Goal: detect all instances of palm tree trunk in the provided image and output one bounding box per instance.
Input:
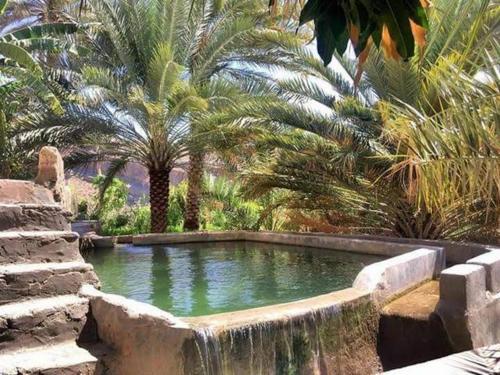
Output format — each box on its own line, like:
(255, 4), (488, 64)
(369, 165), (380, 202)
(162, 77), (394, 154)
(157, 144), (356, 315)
(149, 167), (171, 233)
(183, 152), (204, 231)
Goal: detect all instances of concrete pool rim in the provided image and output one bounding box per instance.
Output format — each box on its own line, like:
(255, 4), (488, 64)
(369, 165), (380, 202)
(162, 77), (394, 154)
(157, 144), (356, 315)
(77, 231), (500, 374)
(83, 230), (450, 328)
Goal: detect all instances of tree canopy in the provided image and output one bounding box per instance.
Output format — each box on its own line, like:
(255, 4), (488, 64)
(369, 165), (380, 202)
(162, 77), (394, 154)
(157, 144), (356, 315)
(270, 0), (429, 64)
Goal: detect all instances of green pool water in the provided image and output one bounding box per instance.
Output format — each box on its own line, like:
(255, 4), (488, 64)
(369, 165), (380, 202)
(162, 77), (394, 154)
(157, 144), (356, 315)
(85, 241), (382, 317)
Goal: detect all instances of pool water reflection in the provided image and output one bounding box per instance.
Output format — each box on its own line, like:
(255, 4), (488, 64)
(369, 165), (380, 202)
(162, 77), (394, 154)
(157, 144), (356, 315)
(85, 241), (383, 317)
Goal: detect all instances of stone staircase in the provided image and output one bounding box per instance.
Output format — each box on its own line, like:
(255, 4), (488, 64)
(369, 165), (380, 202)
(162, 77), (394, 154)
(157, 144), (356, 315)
(0, 182), (105, 374)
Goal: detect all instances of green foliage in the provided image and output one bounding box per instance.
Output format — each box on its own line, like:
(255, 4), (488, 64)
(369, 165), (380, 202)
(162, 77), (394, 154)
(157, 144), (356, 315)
(270, 0), (429, 64)
(92, 175), (128, 212)
(0, 0), (80, 178)
(89, 175), (292, 235)
(221, 0), (498, 241)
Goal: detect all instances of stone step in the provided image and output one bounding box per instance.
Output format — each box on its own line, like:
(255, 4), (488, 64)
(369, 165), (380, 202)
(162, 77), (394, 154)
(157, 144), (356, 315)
(0, 204), (71, 232)
(0, 262), (99, 305)
(0, 295), (90, 352)
(0, 231), (82, 264)
(0, 341), (98, 375)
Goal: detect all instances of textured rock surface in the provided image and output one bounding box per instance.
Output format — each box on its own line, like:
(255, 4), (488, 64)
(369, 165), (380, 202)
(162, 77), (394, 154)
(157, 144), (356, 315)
(80, 285), (192, 375)
(0, 341), (98, 375)
(0, 295), (89, 351)
(0, 262), (99, 305)
(0, 231), (82, 264)
(34, 146), (72, 210)
(89, 235), (116, 249)
(0, 204), (71, 231)
(0, 180), (54, 204)
(0, 173), (105, 373)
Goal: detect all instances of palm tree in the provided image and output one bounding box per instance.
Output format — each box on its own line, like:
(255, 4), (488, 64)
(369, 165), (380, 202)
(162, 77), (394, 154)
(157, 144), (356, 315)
(213, 0), (499, 240)
(0, 0), (79, 178)
(176, 0), (303, 231)
(68, 0), (299, 233)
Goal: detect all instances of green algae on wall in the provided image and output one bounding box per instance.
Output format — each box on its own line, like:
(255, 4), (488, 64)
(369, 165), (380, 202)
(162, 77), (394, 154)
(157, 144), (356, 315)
(182, 300), (381, 374)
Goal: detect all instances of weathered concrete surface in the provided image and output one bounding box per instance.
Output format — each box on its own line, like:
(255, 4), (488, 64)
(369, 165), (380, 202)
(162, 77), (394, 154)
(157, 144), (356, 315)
(186, 287), (370, 331)
(35, 146), (72, 210)
(353, 248), (444, 304)
(131, 231), (498, 265)
(0, 231), (82, 264)
(71, 220), (100, 236)
(133, 231), (246, 245)
(467, 251), (500, 293)
(0, 204), (71, 231)
(80, 285), (193, 375)
(0, 295), (89, 351)
(377, 281), (453, 370)
(0, 180), (54, 205)
(0, 341), (98, 375)
(89, 235), (116, 249)
(0, 262), (99, 305)
(116, 235), (133, 244)
(336, 233), (497, 264)
(384, 343), (500, 374)
(437, 264), (500, 352)
(245, 231), (433, 257)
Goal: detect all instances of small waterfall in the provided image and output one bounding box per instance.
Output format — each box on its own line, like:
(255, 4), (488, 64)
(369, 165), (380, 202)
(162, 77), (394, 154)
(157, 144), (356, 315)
(182, 301), (381, 375)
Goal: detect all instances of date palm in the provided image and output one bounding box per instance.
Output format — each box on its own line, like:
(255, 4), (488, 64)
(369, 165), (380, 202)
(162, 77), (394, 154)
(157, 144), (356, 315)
(0, 0), (78, 177)
(217, 0), (499, 240)
(68, 0), (297, 232)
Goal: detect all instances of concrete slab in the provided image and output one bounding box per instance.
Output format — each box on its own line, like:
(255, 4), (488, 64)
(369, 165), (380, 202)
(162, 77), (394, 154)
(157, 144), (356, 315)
(439, 264), (486, 311)
(467, 251), (500, 293)
(353, 248), (443, 304)
(384, 344), (500, 374)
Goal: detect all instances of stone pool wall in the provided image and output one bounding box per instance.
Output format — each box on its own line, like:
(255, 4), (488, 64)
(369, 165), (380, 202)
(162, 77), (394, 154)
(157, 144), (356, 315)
(79, 234), (446, 374)
(132, 230), (496, 264)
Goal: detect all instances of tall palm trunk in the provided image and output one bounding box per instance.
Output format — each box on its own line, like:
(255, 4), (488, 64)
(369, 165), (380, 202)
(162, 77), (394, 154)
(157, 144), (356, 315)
(149, 167), (171, 233)
(183, 152), (204, 231)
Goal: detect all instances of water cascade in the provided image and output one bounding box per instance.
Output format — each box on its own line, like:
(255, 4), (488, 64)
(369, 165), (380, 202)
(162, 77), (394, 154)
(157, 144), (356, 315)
(183, 300), (380, 374)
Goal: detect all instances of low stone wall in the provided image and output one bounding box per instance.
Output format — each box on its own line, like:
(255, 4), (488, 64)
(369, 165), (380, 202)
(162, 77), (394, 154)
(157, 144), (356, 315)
(80, 285), (193, 375)
(80, 237), (447, 374)
(132, 231), (438, 258)
(437, 251), (500, 352)
(353, 248), (445, 304)
(133, 231), (246, 245)
(334, 234), (497, 265)
(132, 231), (498, 264)
(71, 220), (100, 236)
(80, 285), (380, 374)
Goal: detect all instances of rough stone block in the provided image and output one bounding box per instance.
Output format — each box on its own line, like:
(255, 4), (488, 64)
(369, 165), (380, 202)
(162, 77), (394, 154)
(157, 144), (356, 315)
(0, 231), (82, 264)
(0, 204), (71, 231)
(439, 264), (486, 311)
(0, 262), (99, 305)
(0, 341), (98, 375)
(0, 295), (89, 352)
(467, 251), (500, 293)
(34, 147), (72, 211)
(0, 180), (54, 205)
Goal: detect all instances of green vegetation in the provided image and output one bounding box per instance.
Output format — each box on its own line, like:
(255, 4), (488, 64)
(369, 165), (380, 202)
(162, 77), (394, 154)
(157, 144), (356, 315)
(1, 0), (498, 243)
(271, 0), (430, 64)
(83, 175), (290, 235)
